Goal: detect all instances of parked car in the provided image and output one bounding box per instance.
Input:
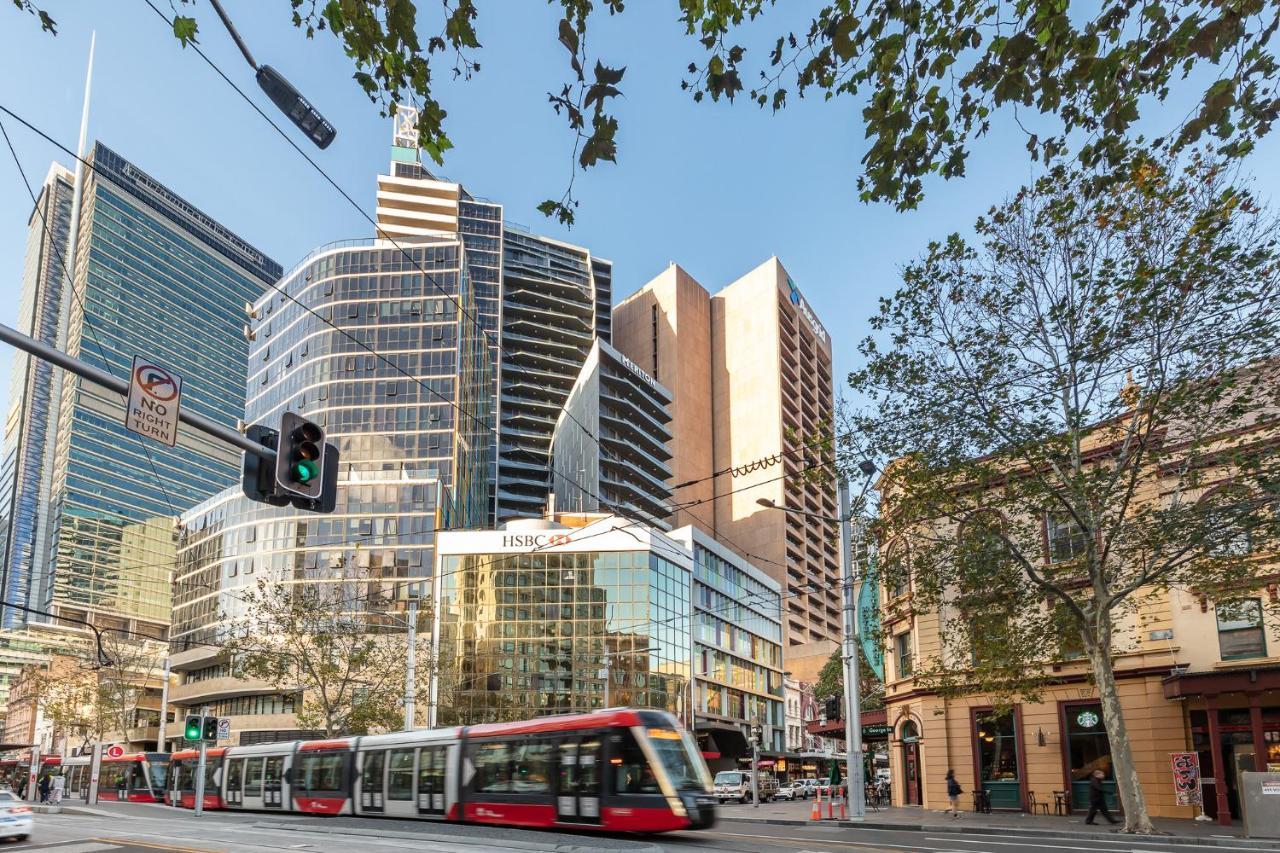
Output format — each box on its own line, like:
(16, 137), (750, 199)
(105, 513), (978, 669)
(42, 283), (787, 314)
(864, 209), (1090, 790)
(775, 781), (804, 801)
(713, 769), (779, 804)
(797, 778), (819, 798)
(0, 791), (32, 841)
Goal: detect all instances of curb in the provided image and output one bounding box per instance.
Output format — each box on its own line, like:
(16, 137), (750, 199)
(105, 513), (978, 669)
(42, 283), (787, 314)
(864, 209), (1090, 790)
(255, 820), (664, 853)
(719, 815), (1271, 848)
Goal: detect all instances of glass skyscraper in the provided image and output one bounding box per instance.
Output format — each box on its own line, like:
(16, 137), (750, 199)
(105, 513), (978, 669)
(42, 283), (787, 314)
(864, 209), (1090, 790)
(40, 143), (280, 637)
(0, 165), (74, 629)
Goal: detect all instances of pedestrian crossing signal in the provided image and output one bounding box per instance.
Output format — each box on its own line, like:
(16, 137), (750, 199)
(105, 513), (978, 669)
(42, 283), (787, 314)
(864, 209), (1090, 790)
(184, 715), (202, 741)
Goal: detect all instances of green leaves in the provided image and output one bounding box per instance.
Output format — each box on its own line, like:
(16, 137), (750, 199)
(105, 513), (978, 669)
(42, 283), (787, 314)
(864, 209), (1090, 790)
(172, 15), (199, 47)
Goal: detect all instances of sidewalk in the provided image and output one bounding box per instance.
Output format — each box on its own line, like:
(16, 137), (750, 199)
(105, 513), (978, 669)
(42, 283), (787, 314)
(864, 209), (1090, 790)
(716, 798), (1270, 846)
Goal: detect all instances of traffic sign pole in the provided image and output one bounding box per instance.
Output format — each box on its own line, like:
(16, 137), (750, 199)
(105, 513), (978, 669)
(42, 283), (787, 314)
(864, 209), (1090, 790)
(194, 739), (207, 818)
(0, 322), (274, 460)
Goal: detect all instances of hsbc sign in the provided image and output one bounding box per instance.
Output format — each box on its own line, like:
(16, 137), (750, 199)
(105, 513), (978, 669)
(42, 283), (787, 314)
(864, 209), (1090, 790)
(500, 533), (573, 549)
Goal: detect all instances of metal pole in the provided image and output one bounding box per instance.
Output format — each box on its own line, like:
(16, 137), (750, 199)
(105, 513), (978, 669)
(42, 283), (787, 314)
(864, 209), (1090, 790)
(403, 598), (417, 730)
(427, 571), (443, 728)
(752, 723), (760, 809)
(193, 739), (207, 817)
(0, 322), (274, 460)
(839, 478), (865, 821)
(157, 656), (171, 753)
(208, 0), (259, 69)
(603, 656), (610, 708)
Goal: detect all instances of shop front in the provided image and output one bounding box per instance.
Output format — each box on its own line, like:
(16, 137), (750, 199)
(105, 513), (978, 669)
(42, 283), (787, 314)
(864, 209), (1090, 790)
(1060, 701), (1118, 813)
(1164, 666), (1280, 825)
(971, 708), (1024, 810)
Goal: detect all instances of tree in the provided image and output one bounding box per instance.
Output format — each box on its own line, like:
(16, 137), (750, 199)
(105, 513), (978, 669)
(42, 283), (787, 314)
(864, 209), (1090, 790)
(14, 2), (1280, 219)
(813, 646), (884, 713)
(221, 576), (415, 738)
(850, 153), (1280, 832)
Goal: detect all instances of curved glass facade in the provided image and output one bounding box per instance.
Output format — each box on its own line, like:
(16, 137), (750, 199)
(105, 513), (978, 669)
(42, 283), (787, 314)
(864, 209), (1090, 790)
(173, 236), (491, 654)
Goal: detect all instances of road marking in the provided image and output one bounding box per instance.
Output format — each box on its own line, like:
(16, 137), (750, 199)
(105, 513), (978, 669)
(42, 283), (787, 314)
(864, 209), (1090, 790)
(703, 830), (957, 851)
(96, 839), (218, 853)
(925, 833), (1265, 852)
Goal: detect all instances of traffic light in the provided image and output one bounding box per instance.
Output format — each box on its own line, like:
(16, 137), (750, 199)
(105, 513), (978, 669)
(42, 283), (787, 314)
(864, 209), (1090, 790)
(256, 66), (337, 149)
(184, 714), (202, 741)
(202, 716), (219, 742)
(241, 424), (289, 506)
(825, 696), (841, 721)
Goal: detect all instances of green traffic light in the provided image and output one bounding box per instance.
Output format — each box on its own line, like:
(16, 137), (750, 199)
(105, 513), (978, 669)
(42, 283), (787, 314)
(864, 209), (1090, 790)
(292, 459), (319, 483)
(184, 716), (202, 741)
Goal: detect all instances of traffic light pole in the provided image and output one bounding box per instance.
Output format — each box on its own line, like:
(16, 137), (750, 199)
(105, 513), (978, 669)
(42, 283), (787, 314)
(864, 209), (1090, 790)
(0, 322), (275, 461)
(838, 478), (866, 821)
(193, 739), (207, 818)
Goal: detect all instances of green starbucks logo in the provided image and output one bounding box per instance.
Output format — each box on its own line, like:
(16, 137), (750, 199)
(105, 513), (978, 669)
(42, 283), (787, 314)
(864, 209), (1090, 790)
(1076, 710), (1099, 728)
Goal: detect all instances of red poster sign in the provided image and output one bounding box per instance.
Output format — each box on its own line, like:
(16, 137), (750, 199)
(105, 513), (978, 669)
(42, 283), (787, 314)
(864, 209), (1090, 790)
(1170, 752), (1202, 807)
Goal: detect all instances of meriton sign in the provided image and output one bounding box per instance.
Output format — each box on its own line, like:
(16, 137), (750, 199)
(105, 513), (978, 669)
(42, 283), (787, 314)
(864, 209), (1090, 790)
(785, 276), (828, 345)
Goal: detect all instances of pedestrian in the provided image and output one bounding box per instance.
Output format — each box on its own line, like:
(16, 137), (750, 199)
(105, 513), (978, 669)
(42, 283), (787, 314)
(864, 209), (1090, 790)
(37, 774), (50, 804)
(1085, 769), (1119, 826)
(945, 769), (962, 817)
(51, 773), (65, 805)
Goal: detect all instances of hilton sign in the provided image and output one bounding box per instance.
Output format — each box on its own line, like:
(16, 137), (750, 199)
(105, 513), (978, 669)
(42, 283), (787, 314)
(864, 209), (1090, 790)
(500, 533), (573, 548)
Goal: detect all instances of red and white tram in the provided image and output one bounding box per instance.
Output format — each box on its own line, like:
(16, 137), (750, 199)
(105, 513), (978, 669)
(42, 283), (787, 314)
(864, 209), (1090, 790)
(61, 753), (168, 803)
(167, 709), (716, 833)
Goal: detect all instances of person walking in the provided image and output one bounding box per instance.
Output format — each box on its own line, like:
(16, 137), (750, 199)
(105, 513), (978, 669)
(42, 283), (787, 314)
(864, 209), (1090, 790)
(37, 774), (50, 804)
(1085, 769), (1119, 825)
(945, 769), (963, 817)
(51, 773), (65, 805)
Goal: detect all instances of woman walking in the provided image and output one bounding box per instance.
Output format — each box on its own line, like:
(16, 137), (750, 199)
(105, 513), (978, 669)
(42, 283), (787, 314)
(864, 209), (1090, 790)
(945, 770), (963, 818)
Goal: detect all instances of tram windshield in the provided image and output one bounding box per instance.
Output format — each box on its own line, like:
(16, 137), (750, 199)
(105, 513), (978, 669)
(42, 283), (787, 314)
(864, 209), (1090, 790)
(148, 761), (167, 793)
(646, 727), (712, 792)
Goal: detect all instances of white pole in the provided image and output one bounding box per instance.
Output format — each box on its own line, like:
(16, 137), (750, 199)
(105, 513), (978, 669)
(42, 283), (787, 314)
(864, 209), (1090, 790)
(403, 598), (417, 730)
(193, 739), (207, 818)
(86, 741), (102, 805)
(427, 572), (443, 728)
(603, 656), (610, 708)
(157, 656), (171, 752)
(839, 478), (865, 820)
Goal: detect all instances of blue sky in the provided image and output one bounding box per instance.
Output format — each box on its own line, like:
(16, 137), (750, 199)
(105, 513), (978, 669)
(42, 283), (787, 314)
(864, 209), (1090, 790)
(1, 1), (1277, 422)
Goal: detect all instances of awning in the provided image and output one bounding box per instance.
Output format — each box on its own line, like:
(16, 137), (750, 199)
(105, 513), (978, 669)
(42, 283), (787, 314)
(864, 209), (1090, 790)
(1163, 664), (1280, 700)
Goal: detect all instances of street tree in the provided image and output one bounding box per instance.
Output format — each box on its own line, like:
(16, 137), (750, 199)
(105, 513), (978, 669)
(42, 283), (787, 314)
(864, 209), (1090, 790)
(13, 2), (1280, 219)
(221, 576), (414, 738)
(849, 153), (1280, 832)
(813, 646), (884, 714)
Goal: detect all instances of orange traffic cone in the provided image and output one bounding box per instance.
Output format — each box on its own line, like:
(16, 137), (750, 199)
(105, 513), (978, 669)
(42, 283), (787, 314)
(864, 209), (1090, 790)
(810, 792), (821, 821)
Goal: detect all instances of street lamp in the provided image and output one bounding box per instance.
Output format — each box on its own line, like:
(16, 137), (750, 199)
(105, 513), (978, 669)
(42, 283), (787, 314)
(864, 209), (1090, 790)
(208, 0), (338, 149)
(757, 458), (877, 821)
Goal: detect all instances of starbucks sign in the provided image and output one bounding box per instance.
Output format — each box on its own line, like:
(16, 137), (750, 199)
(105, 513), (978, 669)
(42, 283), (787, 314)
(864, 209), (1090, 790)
(1076, 710), (1100, 729)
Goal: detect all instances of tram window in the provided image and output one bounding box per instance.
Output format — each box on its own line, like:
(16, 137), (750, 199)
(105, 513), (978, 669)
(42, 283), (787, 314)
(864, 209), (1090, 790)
(245, 759), (264, 797)
(512, 742), (551, 794)
(474, 742), (513, 793)
(177, 763), (193, 791)
(579, 738), (600, 793)
(203, 761), (218, 793)
(611, 731), (660, 795)
(149, 761), (167, 792)
(362, 751), (385, 796)
(417, 747), (444, 796)
(387, 750), (414, 800)
(299, 754), (344, 792)
(227, 760), (243, 793)
(265, 757), (282, 786)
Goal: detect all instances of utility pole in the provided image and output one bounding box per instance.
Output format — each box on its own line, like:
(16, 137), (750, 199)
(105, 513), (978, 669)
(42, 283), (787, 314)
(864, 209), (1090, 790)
(403, 597), (417, 730)
(838, 477), (866, 821)
(86, 741), (102, 806)
(427, 567), (443, 728)
(193, 706), (209, 818)
(751, 720), (761, 809)
(157, 656), (171, 753)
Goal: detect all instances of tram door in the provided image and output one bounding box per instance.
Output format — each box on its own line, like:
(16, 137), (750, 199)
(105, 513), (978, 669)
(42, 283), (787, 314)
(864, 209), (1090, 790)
(556, 736), (601, 824)
(263, 757), (285, 809)
(359, 751), (385, 814)
(416, 746), (447, 817)
(240, 758), (266, 810)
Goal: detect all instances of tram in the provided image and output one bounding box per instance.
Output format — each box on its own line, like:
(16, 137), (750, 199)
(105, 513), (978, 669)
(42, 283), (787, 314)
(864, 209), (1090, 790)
(167, 709), (716, 833)
(61, 753), (168, 802)
(0, 756), (59, 792)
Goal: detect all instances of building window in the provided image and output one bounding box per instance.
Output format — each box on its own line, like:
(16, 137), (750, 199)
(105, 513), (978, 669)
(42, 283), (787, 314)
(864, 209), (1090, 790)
(1046, 512), (1089, 563)
(894, 632), (914, 679)
(975, 712), (1020, 808)
(1216, 598), (1267, 660)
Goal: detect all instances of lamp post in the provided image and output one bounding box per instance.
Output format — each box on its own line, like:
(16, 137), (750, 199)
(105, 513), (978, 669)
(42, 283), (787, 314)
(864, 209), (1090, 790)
(758, 458), (876, 822)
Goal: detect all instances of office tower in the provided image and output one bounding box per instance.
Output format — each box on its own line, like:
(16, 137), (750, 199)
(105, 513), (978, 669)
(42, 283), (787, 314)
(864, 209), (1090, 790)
(0, 165), (74, 629)
(613, 258), (840, 679)
(5, 143), (280, 639)
(549, 339), (674, 528)
(170, 231), (492, 745)
(374, 108), (612, 525)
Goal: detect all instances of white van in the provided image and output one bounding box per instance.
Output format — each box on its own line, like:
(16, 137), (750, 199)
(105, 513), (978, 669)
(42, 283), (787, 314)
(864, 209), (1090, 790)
(713, 769), (778, 804)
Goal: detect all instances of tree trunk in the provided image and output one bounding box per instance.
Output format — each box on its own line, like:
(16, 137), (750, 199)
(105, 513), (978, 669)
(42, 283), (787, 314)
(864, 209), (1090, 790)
(1085, 630), (1155, 833)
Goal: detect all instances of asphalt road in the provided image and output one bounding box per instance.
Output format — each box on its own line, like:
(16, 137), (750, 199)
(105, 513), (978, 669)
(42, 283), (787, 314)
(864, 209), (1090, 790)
(12, 804), (1270, 853)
